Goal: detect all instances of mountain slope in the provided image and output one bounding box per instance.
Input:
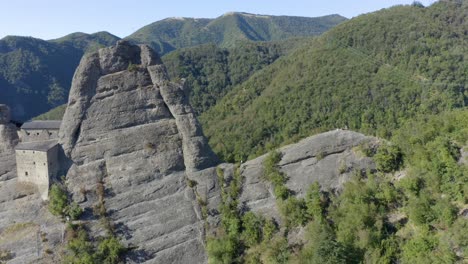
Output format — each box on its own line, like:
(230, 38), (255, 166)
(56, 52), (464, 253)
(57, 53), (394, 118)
(200, 0), (468, 162)
(162, 38), (308, 114)
(50, 31), (120, 52)
(0, 33), (120, 121)
(126, 13), (347, 54)
(1, 13), (345, 121)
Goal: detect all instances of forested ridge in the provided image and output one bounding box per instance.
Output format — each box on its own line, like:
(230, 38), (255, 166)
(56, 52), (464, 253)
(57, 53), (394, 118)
(126, 13), (346, 55)
(207, 109), (468, 263)
(199, 0), (467, 163)
(0, 32), (120, 121)
(1, 13), (343, 121)
(163, 38), (308, 114)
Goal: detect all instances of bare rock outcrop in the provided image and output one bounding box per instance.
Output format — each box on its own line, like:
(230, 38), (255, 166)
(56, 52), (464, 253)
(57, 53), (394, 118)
(59, 41), (220, 263)
(0, 104), (18, 155)
(238, 129), (378, 221)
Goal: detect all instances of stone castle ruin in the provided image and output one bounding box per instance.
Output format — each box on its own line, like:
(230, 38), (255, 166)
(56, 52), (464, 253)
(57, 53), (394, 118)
(14, 120), (61, 200)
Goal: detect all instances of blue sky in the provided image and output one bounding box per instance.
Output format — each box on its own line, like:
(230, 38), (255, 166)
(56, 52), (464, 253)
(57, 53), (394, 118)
(1, 0), (436, 40)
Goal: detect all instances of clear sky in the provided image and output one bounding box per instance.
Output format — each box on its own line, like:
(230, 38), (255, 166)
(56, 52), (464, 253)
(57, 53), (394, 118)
(0, 0), (436, 40)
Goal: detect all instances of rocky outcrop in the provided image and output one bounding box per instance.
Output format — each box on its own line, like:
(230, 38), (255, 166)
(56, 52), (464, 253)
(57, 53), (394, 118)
(238, 129), (378, 222)
(0, 42), (383, 264)
(59, 41), (220, 263)
(459, 146), (467, 166)
(0, 105), (18, 155)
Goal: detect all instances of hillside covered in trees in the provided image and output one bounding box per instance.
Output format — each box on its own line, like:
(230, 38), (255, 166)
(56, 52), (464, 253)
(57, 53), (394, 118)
(0, 32), (120, 121)
(163, 38), (308, 114)
(1, 13), (345, 122)
(199, 0), (468, 162)
(126, 13), (346, 55)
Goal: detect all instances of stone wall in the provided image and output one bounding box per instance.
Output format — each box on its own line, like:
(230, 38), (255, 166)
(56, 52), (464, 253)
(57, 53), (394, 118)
(15, 147), (57, 200)
(19, 129), (59, 143)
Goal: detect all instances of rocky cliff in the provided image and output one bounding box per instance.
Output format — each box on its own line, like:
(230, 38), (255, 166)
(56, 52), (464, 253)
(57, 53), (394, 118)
(230, 129), (378, 223)
(59, 40), (220, 263)
(0, 42), (380, 264)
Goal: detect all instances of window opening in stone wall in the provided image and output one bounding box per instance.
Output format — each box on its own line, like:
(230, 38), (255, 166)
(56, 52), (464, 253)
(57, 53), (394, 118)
(25, 172), (28, 176)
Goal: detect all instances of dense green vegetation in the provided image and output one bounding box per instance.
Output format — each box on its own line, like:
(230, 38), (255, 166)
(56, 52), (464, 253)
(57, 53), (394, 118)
(5, 13), (344, 122)
(163, 39), (306, 114)
(208, 109), (468, 263)
(48, 183), (83, 220)
(64, 224), (126, 264)
(31, 37), (308, 120)
(0, 33), (119, 121)
(126, 13), (347, 55)
(200, 0), (468, 163)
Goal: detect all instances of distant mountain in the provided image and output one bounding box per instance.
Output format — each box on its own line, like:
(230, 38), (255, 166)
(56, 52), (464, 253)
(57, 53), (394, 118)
(1, 13), (345, 121)
(200, 0), (468, 162)
(50, 31), (120, 52)
(126, 13), (347, 54)
(0, 32), (120, 121)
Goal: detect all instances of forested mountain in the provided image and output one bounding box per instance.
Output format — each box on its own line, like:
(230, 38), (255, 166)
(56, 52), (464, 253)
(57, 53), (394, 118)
(200, 0), (468, 162)
(163, 38), (308, 114)
(50, 31), (120, 52)
(1, 13), (345, 121)
(126, 13), (347, 54)
(0, 32), (120, 121)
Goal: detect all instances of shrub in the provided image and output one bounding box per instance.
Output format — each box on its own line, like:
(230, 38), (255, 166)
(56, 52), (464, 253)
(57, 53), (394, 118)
(127, 62), (138, 72)
(67, 202), (83, 220)
(48, 184), (68, 217)
(207, 236), (239, 264)
(262, 218), (277, 241)
(374, 144), (403, 173)
(305, 182), (324, 221)
(279, 197), (308, 228)
(241, 212), (264, 247)
(96, 236), (126, 264)
(0, 249), (13, 262)
(262, 236), (290, 264)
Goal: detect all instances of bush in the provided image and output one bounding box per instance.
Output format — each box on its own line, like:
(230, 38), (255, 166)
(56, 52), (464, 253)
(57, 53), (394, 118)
(96, 236), (126, 264)
(374, 144), (403, 173)
(207, 236), (239, 264)
(279, 197), (309, 228)
(48, 184), (68, 217)
(305, 182), (324, 221)
(262, 236), (290, 264)
(127, 62), (138, 72)
(67, 202), (83, 220)
(241, 212), (264, 247)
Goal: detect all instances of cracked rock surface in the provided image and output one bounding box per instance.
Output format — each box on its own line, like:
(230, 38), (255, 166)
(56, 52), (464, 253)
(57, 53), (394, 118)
(59, 40), (220, 263)
(1, 42), (381, 264)
(238, 129), (379, 223)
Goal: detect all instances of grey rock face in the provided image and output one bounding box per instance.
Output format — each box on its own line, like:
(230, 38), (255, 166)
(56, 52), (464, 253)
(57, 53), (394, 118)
(0, 105), (18, 155)
(239, 129), (378, 222)
(59, 41), (219, 263)
(0, 104), (11, 124)
(459, 146), (467, 166)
